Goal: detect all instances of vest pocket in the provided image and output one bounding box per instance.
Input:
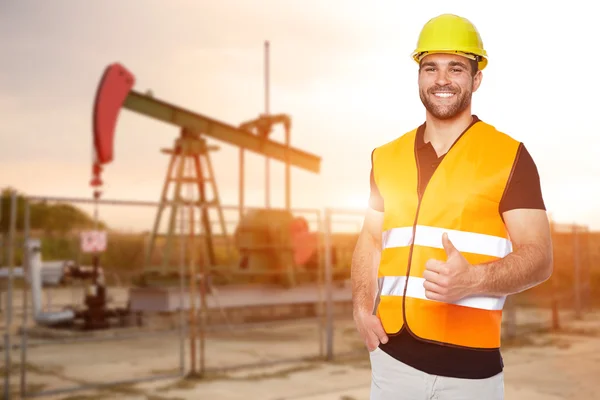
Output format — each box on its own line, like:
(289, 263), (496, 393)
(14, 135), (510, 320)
(376, 295), (405, 334)
(405, 296), (504, 348)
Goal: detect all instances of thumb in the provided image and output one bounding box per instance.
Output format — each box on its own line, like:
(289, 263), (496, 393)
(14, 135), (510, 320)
(442, 232), (458, 258)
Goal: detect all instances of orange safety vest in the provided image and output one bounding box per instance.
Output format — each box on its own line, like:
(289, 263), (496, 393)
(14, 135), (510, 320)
(372, 120), (520, 349)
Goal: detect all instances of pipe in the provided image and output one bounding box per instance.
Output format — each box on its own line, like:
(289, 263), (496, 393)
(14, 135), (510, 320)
(28, 239), (42, 317)
(26, 239), (75, 325)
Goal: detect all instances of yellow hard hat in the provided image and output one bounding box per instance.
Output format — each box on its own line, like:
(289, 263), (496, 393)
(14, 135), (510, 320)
(412, 14), (488, 70)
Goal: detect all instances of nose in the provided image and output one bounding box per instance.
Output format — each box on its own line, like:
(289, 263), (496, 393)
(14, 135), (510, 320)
(435, 70), (451, 87)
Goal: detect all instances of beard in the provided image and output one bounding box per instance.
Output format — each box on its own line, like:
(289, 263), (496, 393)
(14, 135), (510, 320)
(419, 84), (472, 120)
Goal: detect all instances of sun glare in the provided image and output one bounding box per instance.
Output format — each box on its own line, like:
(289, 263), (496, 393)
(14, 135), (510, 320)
(344, 194), (370, 211)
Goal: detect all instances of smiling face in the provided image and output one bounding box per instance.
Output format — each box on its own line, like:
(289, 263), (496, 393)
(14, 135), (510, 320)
(418, 53), (482, 120)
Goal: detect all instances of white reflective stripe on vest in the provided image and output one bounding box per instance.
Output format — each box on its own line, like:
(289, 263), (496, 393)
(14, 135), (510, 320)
(380, 275), (506, 310)
(382, 225), (512, 258)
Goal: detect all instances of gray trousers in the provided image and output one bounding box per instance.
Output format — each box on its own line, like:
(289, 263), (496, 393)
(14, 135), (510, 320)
(369, 346), (504, 400)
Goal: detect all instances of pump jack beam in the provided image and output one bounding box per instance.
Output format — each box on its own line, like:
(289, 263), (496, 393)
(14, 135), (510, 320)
(122, 91), (320, 172)
(92, 63), (321, 175)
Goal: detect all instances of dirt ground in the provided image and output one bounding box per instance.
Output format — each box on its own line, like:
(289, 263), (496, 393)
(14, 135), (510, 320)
(2, 307), (600, 400)
(2, 284), (600, 399)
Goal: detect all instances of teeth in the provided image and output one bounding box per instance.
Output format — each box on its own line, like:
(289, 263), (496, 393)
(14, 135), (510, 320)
(434, 93), (454, 98)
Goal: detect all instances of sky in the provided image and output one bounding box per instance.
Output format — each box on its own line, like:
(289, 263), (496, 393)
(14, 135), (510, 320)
(1, 0), (598, 232)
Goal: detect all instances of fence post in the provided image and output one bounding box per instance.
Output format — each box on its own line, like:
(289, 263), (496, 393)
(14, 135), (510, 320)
(549, 219), (560, 330)
(4, 190), (17, 400)
(504, 296), (517, 340)
(20, 201), (31, 397)
(178, 205), (186, 376)
(573, 224), (582, 319)
(323, 208), (334, 361)
(583, 226), (591, 312)
(1, 194), (3, 314)
(315, 210), (325, 358)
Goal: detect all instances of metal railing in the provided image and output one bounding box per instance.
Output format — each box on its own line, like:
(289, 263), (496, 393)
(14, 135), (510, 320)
(1, 192), (333, 398)
(2, 194), (189, 398)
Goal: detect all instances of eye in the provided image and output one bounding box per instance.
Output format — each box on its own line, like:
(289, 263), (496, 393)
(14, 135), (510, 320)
(450, 68), (464, 73)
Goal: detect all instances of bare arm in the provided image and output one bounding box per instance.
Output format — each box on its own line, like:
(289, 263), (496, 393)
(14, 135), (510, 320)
(471, 208), (554, 296)
(351, 208), (383, 318)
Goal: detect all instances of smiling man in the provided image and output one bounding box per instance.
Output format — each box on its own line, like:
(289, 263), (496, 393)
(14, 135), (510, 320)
(350, 14), (554, 400)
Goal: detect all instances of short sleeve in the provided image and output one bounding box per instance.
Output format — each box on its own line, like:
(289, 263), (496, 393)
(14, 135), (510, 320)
(499, 144), (546, 214)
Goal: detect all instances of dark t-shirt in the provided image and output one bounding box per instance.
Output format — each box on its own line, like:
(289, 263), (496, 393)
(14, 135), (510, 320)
(369, 116), (546, 379)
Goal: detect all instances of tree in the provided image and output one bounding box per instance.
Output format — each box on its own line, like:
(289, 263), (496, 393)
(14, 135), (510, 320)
(1, 188), (108, 234)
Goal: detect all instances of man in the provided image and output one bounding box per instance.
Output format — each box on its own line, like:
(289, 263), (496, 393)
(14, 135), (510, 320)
(351, 14), (554, 400)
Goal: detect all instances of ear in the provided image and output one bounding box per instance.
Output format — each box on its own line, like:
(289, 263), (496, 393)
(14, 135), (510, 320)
(472, 70), (483, 93)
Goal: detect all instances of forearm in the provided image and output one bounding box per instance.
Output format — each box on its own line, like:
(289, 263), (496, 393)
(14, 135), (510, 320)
(351, 232), (381, 317)
(472, 243), (553, 296)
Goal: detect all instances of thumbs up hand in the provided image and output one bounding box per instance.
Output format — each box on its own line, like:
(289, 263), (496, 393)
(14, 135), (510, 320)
(423, 232), (478, 303)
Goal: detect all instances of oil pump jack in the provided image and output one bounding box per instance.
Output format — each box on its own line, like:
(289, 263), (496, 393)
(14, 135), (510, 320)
(91, 62), (322, 293)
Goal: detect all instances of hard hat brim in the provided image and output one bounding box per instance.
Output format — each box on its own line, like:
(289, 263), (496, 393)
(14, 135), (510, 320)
(412, 50), (488, 70)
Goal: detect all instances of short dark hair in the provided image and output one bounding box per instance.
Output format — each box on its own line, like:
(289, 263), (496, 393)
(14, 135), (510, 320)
(468, 58), (479, 76)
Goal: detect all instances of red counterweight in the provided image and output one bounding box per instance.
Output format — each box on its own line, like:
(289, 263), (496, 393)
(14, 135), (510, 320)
(289, 216), (318, 266)
(91, 63), (135, 188)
